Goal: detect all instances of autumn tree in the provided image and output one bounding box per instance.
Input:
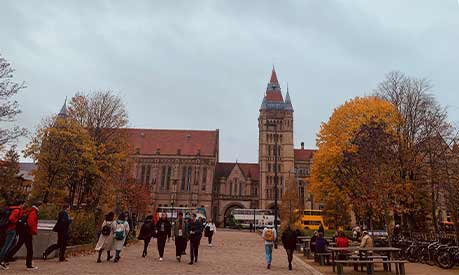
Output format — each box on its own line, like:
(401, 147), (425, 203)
(280, 174), (301, 230)
(24, 116), (97, 205)
(67, 91), (129, 217)
(375, 71), (449, 230)
(0, 55), (27, 148)
(0, 146), (24, 203)
(338, 121), (400, 233)
(310, 96), (400, 229)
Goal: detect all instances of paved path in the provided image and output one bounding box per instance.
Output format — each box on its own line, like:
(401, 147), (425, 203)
(5, 230), (318, 274)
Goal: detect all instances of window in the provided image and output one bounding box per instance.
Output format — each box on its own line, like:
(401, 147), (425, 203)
(239, 182), (243, 196)
(140, 165), (146, 184)
(160, 166), (166, 190)
(201, 167), (207, 191)
(195, 167), (200, 185)
(268, 163), (271, 172)
(186, 167), (192, 191)
(145, 165), (151, 185)
(166, 166), (171, 190)
(181, 166), (186, 191)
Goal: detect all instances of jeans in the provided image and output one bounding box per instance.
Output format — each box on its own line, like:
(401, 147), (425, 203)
(157, 237), (167, 258)
(7, 232), (33, 267)
(190, 236), (200, 262)
(0, 230), (16, 262)
(265, 244), (273, 264)
(44, 232), (68, 261)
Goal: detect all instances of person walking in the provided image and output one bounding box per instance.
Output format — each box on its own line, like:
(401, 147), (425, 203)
(262, 225), (277, 269)
(43, 204), (72, 262)
(155, 213), (171, 261)
(0, 199), (24, 270)
(204, 220), (216, 247)
(113, 213), (130, 263)
(138, 215), (155, 258)
(187, 213), (202, 265)
(172, 212), (188, 262)
(281, 225), (297, 270)
(7, 201), (41, 270)
(95, 212), (116, 262)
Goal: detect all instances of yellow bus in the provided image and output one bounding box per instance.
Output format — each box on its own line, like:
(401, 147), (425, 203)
(300, 209), (329, 230)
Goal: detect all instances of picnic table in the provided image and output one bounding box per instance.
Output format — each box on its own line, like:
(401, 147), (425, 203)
(328, 246), (401, 273)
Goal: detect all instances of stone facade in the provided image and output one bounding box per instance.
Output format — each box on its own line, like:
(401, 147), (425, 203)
(126, 128), (219, 218)
(124, 68), (318, 225)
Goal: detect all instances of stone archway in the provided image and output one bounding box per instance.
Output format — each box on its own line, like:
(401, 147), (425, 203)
(223, 203), (245, 227)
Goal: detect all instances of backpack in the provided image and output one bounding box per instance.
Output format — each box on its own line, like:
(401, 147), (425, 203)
(16, 214), (29, 232)
(114, 222), (125, 240)
(264, 228), (274, 241)
(0, 208), (11, 229)
(101, 223), (112, 236)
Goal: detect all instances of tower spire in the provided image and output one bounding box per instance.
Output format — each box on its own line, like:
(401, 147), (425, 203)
(58, 97), (68, 118)
(270, 66), (279, 85)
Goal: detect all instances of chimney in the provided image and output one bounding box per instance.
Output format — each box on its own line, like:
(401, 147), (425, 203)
(301, 142), (304, 150)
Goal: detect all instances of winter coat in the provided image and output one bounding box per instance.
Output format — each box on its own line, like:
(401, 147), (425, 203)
(155, 219), (171, 239)
(5, 206), (23, 232)
(26, 206), (39, 235)
(281, 229), (298, 250)
(138, 220), (155, 240)
(53, 210), (72, 237)
(187, 220), (202, 240)
(360, 234), (374, 248)
(315, 236), (329, 253)
(113, 220), (130, 251)
(95, 220), (116, 251)
(336, 236), (349, 248)
(172, 219), (188, 240)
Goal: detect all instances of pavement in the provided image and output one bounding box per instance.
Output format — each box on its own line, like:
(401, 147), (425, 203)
(4, 229), (319, 274)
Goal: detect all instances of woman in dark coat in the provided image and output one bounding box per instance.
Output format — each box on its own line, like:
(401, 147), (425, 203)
(138, 215), (155, 257)
(281, 225), (298, 270)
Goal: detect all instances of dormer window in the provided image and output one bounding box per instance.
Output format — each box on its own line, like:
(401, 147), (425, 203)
(156, 148), (160, 155)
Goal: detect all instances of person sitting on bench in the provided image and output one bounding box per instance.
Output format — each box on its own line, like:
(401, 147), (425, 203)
(315, 232), (330, 265)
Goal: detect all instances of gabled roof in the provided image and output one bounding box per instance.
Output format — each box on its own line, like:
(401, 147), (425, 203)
(215, 162), (260, 181)
(125, 128), (219, 157)
(294, 149), (316, 161)
(18, 162), (36, 181)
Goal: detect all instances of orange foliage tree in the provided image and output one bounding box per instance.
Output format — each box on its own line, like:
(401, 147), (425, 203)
(310, 96), (401, 229)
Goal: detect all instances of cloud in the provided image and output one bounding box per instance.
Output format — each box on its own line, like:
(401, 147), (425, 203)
(1, 0), (458, 162)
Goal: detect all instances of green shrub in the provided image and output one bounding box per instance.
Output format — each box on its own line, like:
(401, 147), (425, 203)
(68, 210), (97, 245)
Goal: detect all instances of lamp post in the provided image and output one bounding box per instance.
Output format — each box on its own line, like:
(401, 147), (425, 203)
(266, 122), (279, 249)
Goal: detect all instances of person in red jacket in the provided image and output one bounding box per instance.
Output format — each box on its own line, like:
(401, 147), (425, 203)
(335, 231), (350, 259)
(7, 201), (41, 270)
(0, 199), (25, 270)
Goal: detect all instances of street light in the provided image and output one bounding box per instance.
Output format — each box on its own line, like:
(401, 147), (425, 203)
(265, 122), (279, 249)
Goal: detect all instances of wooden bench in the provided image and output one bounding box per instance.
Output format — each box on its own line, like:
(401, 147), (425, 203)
(349, 255), (389, 271)
(335, 260), (408, 275)
(315, 252), (332, 265)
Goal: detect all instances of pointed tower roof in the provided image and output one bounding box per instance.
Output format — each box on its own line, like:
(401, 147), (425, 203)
(270, 66), (279, 85)
(58, 98), (68, 118)
(284, 84), (293, 111)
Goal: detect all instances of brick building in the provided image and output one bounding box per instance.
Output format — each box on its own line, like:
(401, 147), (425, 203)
(125, 68), (318, 226)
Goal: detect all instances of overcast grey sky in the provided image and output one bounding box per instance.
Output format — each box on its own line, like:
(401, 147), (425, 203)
(1, 0), (459, 163)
